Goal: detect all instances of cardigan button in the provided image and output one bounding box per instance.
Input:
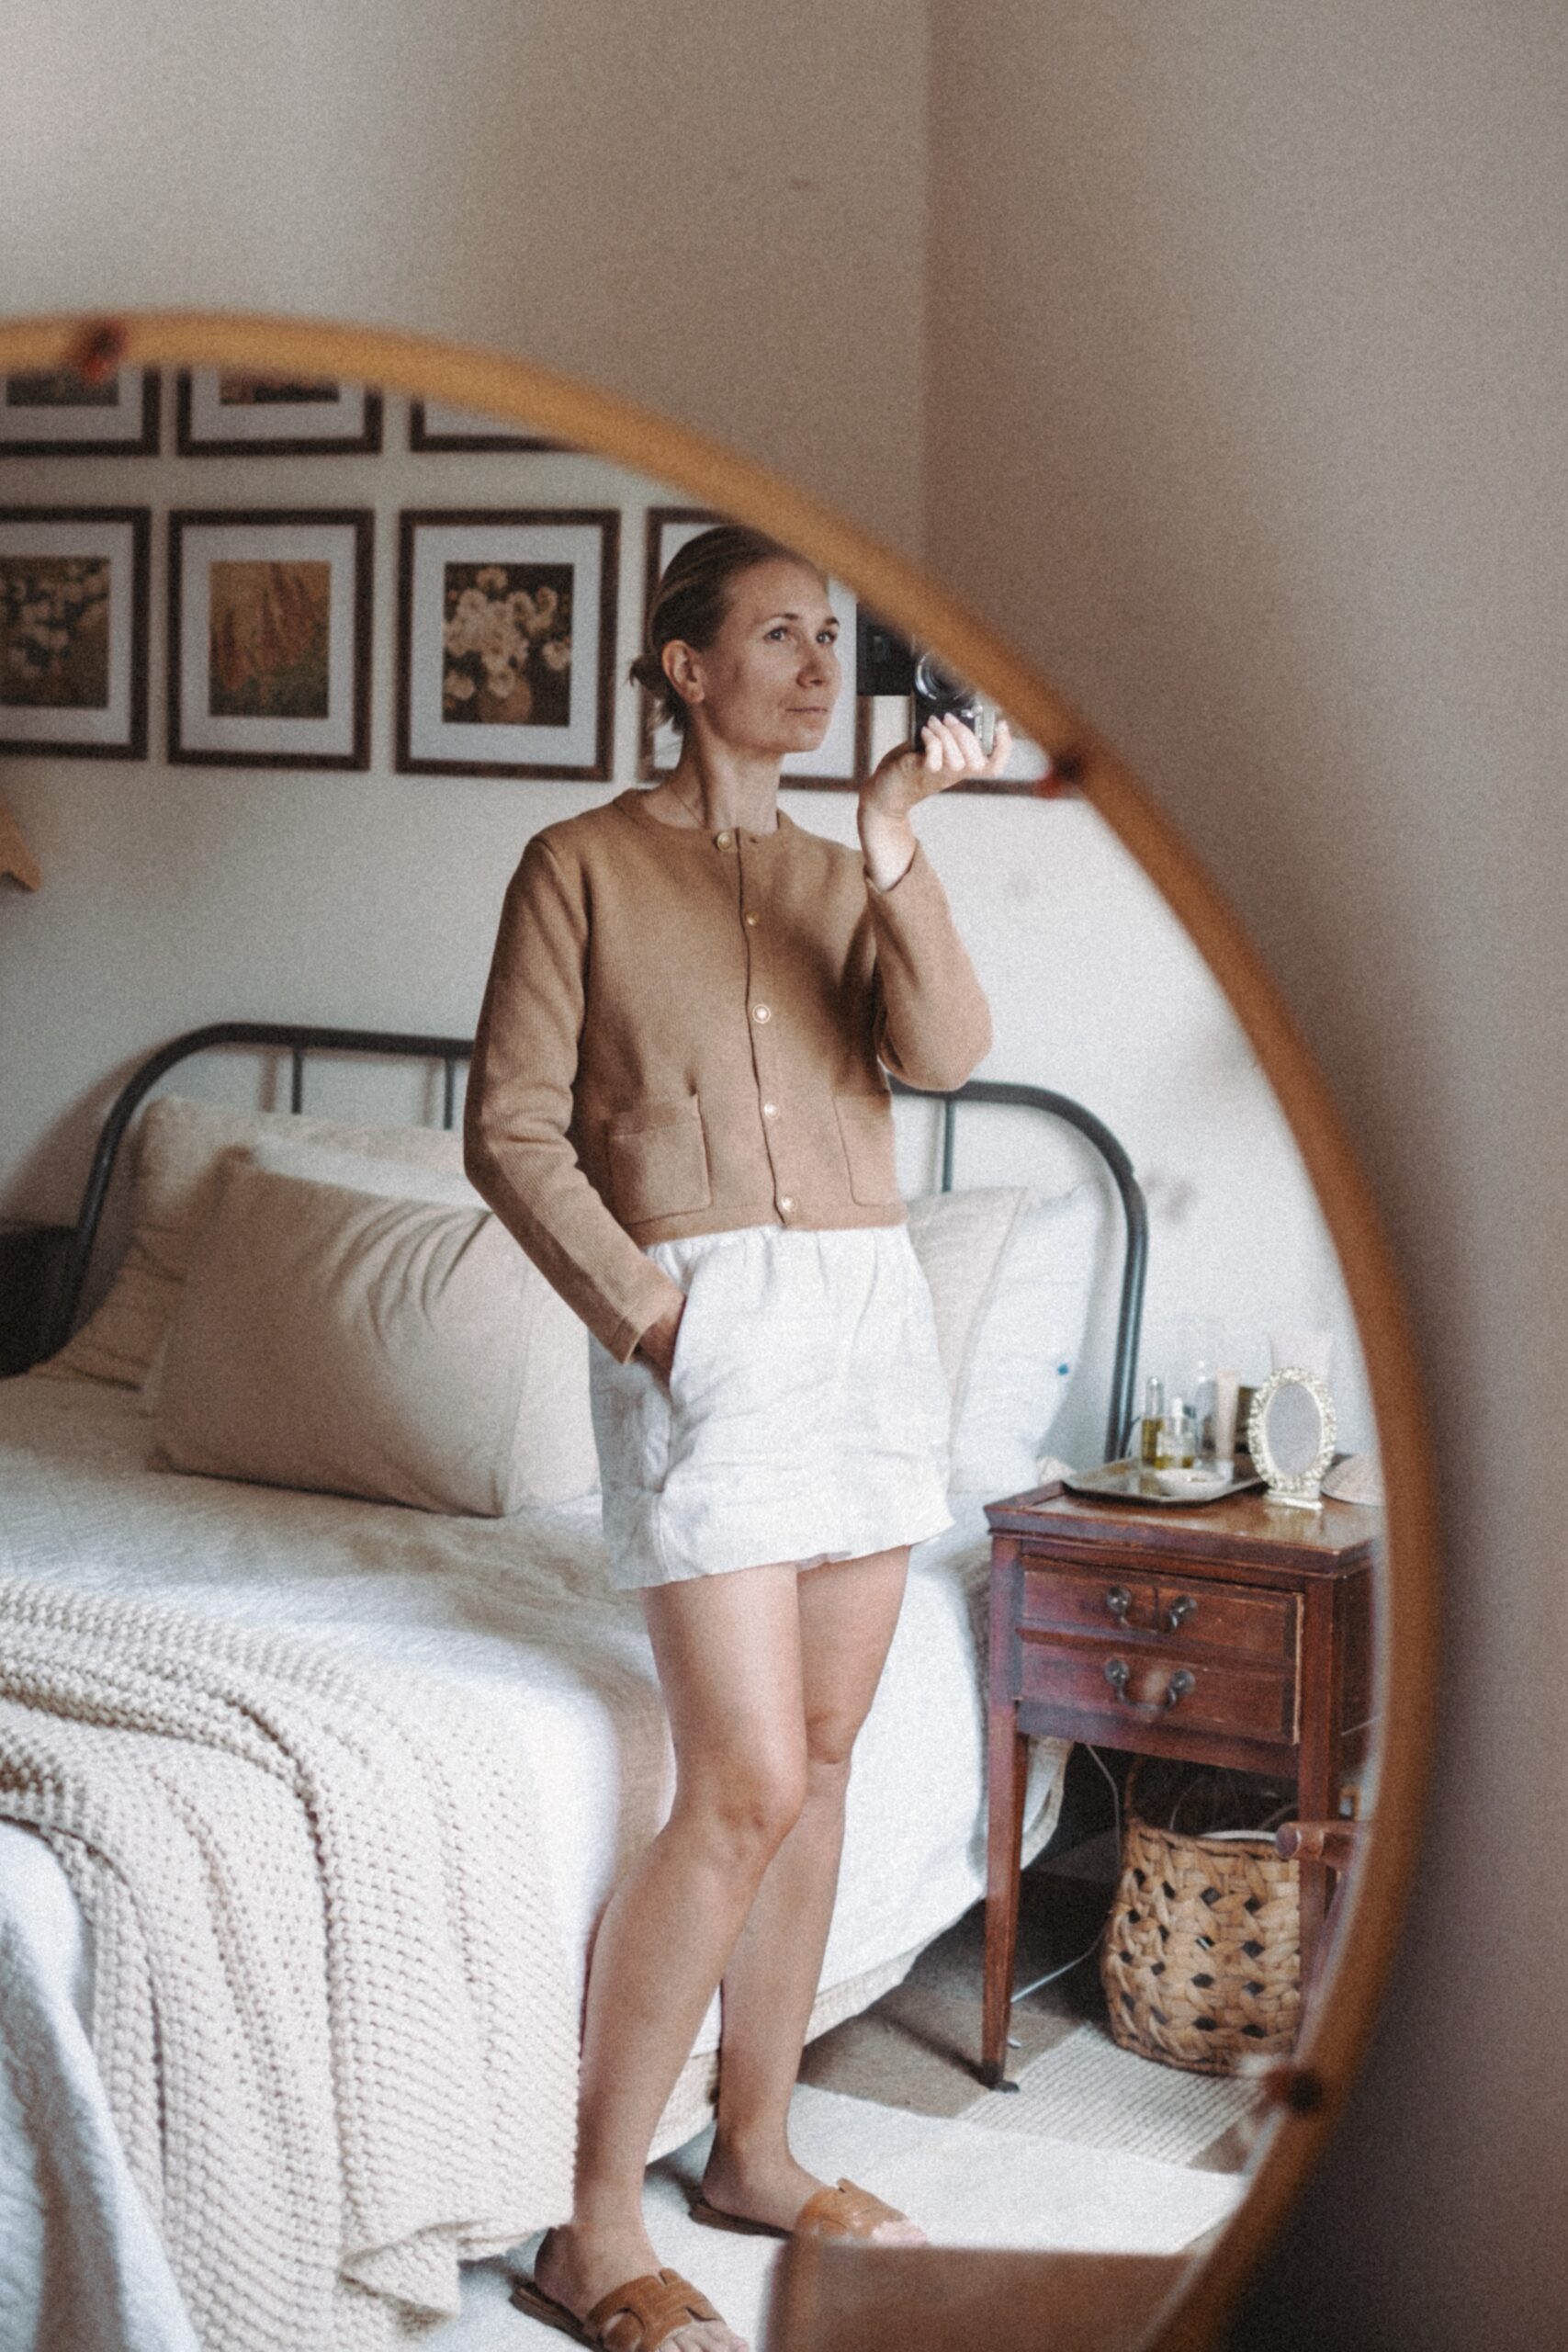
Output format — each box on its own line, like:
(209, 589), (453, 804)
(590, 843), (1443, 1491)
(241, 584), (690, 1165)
(778, 1196), (795, 1213)
(744, 910), (761, 925)
(761, 1102), (779, 1117)
(752, 1004), (772, 1023)
(716, 830), (734, 848)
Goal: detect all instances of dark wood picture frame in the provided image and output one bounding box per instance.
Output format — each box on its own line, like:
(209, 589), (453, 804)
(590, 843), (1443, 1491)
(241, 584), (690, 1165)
(637, 503), (871, 789)
(395, 507), (619, 782)
(175, 372), (383, 458)
(0, 370), (161, 458)
(166, 507), (374, 770)
(0, 505), (151, 760)
(408, 401), (563, 454)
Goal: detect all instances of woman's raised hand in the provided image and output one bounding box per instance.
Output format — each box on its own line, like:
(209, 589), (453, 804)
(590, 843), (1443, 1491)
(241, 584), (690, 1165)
(860, 711), (1014, 820)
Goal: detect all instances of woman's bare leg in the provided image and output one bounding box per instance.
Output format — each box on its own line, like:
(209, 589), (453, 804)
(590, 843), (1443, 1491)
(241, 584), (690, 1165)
(698, 1544), (926, 2244)
(534, 1560), (810, 2352)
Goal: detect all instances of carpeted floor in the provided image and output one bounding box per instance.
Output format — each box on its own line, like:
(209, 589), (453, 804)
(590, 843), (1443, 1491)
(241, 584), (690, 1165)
(425, 1834), (1269, 2347)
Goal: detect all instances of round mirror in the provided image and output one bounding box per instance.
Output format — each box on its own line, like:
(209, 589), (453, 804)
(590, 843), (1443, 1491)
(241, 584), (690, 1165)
(0, 313), (1438, 2352)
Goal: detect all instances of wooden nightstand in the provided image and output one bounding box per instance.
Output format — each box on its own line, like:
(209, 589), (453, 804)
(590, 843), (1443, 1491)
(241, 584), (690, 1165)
(979, 1479), (1381, 2086)
(0, 1219), (75, 1376)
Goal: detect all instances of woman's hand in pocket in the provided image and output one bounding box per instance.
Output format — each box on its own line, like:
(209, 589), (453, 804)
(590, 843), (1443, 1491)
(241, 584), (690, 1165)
(634, 1295), (686, 1386)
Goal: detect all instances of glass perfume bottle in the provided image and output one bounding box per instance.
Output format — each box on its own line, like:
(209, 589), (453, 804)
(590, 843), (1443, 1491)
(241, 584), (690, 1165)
(1156, 1398), (1198, 1469)
(1139, 1374), (1165, 1467)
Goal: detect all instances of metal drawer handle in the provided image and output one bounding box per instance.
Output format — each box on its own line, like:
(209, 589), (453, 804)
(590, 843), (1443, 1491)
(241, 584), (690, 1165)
(1103, 1657), (1196, 1714)
(1104, 1585), (1133, 1623)
(1164, 1594), (1196, 1633)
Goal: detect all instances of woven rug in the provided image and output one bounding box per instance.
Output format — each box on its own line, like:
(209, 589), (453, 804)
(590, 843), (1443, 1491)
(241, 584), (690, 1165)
(434, 2082), (1247, 2349)
(961, 2022), (1266, 2166)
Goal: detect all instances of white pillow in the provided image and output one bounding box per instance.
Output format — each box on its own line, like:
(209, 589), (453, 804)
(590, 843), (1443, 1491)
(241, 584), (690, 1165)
(153, 1155), (593, 1514)
(905, 1181), (1100, 1498)
(948, 1184), (1100, 1494)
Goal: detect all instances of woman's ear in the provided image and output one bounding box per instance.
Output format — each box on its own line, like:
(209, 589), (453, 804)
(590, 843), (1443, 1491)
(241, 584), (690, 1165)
(662, 639), (703, 712)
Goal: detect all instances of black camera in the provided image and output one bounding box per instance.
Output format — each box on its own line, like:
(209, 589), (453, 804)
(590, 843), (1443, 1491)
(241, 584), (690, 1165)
(855, 610), (986, 746)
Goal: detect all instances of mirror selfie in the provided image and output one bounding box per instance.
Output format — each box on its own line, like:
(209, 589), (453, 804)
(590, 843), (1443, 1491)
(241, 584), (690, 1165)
(0, 352), (1390, 2352)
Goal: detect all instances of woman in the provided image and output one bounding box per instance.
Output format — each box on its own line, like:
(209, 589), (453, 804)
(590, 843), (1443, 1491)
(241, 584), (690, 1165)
(465, 525), (1011, 2352)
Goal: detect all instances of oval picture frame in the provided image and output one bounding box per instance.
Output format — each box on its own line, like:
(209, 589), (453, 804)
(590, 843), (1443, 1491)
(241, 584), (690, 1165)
(0, 307), (1442, 2352)
(1247, 1368), (1339, 1510)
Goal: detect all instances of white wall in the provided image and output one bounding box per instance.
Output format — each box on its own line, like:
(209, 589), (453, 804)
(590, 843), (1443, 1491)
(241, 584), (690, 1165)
(0, 401), (1371, 1462)
(5, 1), (1557, 2339)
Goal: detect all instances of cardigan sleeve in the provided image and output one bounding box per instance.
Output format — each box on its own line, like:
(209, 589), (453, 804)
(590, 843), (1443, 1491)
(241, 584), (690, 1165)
(464, 833), (687, 1363)
(864, 835), (994, 1091)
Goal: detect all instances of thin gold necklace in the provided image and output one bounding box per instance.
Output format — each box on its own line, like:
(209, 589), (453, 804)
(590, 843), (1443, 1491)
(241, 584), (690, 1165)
(667, 775), (707, 830)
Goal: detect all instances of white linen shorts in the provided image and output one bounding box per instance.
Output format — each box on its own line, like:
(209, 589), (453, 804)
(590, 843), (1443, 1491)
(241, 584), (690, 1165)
(588, 1220), (955, 1590)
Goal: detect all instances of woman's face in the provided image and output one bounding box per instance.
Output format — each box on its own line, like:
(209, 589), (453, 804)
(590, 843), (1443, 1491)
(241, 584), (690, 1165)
(666, 558), (840, 757)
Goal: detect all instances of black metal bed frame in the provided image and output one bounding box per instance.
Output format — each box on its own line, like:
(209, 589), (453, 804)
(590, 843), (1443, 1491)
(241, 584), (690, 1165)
(44, 1020), (1149, 1464)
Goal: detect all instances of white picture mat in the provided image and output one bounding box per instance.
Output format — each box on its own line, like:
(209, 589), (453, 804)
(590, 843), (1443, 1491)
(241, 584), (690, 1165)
(649, 514), (859, 780)
(415, 400), (543, 441)
(405, 519), (604, 770)
(175, 520), (358, 757)
(185, 371), (367, 444)
(0, 516), (138, 743)
(0, 373), (147, 446)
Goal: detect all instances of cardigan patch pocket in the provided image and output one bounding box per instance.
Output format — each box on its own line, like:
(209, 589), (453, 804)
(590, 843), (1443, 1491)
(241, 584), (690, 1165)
(834, 1091), (901, 1206)
(605, 1096), (713, 1225)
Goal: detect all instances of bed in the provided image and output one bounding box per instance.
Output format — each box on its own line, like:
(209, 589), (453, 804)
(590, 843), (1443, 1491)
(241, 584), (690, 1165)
(0, 1021), (1146, 2352)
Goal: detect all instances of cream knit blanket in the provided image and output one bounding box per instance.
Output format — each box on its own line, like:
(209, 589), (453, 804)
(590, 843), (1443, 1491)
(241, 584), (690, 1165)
(0, 1573), (580, 2352)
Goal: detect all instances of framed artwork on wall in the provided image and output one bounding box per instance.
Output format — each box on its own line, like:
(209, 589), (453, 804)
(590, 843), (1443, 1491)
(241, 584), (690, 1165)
(408, 401), (562, 454)
(637, 505), (866, 787)
(0, 370), (161, 458)
(175, 372), (383, 458)
(0, 507), (151, 760)
(166, 508), (374, 769)
(396, 507), (618, 780)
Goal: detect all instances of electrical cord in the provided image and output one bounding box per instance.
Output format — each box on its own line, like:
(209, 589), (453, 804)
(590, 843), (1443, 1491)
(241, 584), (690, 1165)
(1007, 1744), (1122, 2026)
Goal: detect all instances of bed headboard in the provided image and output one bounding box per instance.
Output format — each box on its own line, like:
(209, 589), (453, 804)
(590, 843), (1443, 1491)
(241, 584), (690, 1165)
(46, 1020), (1149, 1462)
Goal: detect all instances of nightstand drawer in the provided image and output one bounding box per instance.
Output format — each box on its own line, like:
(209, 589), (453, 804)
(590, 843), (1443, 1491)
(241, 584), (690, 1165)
(1154, 1579), (1297, 1665)
(1019, 1629), (1297, 1744)
(1019, 1563), (1162, 1638)
(1019, 1557), (1298, 1667)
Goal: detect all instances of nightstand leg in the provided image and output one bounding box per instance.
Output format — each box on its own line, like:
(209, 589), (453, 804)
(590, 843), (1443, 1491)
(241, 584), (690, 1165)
(982, 1706), (1029, 2088)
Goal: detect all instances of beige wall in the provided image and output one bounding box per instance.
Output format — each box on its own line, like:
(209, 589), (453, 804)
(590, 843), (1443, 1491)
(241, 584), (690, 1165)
(929, 4), (1568, 2343)
(3, 2), (1563, 2342)
(0, 0), (930, 554)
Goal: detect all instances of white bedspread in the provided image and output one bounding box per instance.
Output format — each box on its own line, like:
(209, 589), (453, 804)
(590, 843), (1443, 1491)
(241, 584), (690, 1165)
(0, 1367), (1066, 2352)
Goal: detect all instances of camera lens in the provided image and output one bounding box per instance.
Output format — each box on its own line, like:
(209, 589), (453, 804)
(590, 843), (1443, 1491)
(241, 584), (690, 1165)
(912, 650), (963, 700)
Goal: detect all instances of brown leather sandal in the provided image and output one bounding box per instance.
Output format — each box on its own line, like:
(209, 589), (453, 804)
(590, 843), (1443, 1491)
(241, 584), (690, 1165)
(510, 2263), (727, 2350)
(689, 2175), (912, 2243)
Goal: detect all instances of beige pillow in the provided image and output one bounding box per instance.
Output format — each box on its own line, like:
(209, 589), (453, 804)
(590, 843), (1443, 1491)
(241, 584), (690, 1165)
(153, 1156), (588, 1514)
(243, 1136), (597, 1502)
(43, 1093), (470, 1387)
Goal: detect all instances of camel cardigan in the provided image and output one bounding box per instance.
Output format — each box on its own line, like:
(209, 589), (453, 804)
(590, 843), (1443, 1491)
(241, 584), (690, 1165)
(463, 785), (993, 1364)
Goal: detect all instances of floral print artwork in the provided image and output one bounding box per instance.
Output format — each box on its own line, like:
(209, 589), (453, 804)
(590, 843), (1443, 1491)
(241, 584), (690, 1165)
(0, 555), (111, 708)
(441, 561), (572, 728)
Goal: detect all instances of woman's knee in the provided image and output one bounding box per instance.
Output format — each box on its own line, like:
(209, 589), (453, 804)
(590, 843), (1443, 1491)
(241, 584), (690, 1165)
(679, 1748), (809, 1871)
(803, 1707), (865, 1781)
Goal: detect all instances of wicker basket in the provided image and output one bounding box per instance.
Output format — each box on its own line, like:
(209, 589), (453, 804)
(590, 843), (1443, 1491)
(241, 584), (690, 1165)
(1100, 1761), (1301, 2075)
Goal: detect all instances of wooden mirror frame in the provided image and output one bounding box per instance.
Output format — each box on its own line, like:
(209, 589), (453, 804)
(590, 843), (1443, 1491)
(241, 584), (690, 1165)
(0, 308), (1439, 2352)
